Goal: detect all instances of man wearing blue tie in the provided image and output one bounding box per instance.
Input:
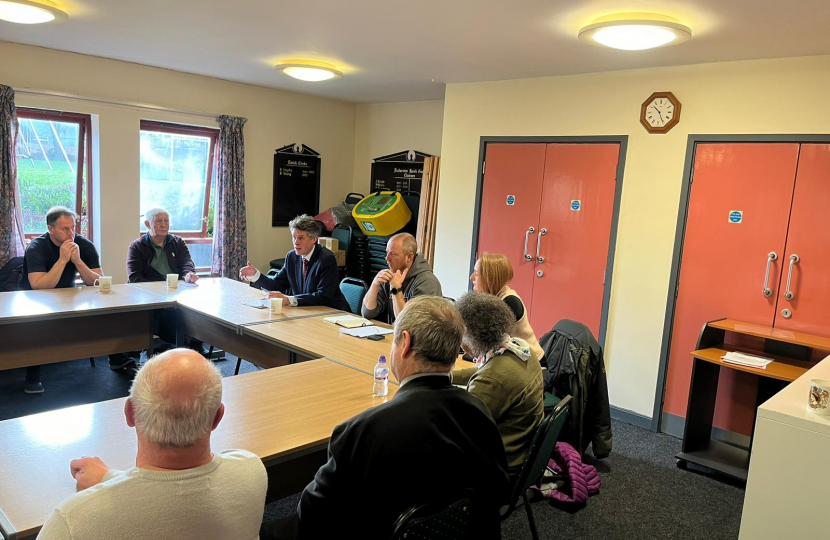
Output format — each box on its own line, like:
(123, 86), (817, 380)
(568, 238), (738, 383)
(239, 214), (350, 311)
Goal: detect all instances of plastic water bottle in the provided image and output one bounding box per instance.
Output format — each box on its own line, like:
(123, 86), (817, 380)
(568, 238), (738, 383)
(373, 355), (389, 397)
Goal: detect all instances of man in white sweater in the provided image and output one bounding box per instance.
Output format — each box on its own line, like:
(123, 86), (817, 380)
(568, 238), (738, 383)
(37, 349), (268, 540)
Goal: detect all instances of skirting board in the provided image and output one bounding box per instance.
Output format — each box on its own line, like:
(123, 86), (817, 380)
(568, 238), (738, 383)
(661, 412), (751, 450)
(610, 405), (652, 430)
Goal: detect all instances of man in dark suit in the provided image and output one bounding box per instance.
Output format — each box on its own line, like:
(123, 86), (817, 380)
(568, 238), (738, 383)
(260, 296), (510, 540)
(239, 214), (349, 311)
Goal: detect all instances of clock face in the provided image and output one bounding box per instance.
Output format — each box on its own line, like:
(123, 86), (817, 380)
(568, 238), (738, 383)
(645, 97), (675, 128)
(640, 92), (681, 134)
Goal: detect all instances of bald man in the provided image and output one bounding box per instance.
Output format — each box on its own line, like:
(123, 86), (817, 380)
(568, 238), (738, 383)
(37, 350), (268, 540)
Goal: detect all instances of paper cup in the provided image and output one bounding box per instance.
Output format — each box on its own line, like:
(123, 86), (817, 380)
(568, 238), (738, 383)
(93, 276), (112, 293)
(269, 297), (283, 314)
(808, 379), (830, 416)
(166, 274), (179, 288)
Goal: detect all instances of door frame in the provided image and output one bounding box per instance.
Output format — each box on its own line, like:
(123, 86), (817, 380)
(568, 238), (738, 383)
(651, 134), (830, 432)
(469, 136), (629, 348)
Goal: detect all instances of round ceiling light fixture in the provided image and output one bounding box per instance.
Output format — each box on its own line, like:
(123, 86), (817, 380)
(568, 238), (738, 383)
(274, 59), (343, 82)
(0, 0), (68, 24)
(578, 13), (691, 51)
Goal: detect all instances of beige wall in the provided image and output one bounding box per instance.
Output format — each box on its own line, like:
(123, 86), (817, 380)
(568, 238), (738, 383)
(352, 100), (444, 193)
(436, 55), (830, 419)
(0, 43), (356, 283)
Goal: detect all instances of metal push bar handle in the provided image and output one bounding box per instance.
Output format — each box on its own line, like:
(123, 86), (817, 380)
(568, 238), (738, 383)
(524, 227), (535, 261)
(762, 251), (778, 297)
(536, 228), (547, 263)
(784, 254), (799, 300)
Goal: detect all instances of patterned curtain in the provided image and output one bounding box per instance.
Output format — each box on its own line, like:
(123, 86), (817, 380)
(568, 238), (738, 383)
(0, 84), (25, 268)
(211, 115), (248, 278)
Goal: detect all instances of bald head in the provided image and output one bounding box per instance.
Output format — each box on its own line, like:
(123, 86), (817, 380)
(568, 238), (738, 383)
(386, 233), (418, 273)
(129, 349), (223, 448)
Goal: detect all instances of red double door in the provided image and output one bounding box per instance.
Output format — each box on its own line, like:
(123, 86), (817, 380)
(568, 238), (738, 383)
(476, 143), (620, 338)
(663, 143), (830, 435)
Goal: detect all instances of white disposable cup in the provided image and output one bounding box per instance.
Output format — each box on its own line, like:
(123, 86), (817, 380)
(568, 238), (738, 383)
(166, 274), (179, 288)
(808, 379), (830, 416)
(269, 297), (283, 314)
(93, 276), (112, 293)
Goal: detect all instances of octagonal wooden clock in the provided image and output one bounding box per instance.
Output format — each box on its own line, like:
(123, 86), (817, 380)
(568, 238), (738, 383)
(640, 91), (681, 134)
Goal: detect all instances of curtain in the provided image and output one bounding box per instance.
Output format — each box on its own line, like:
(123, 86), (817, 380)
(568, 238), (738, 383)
(0, 84), (25, 269)
(211, 115), (248, 278)
(416, 156), (440, 268)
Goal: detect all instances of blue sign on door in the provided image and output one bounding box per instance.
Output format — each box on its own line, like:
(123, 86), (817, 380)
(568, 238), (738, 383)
(571, 200), (581, 211)
(728, 210), (743, 224)
(506, 195), (516, 206)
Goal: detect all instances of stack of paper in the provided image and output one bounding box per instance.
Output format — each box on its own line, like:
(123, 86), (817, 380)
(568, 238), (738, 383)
(323, 315), (372, 328)
(340, 326), (395, 338)
(721, 351), (773, 369)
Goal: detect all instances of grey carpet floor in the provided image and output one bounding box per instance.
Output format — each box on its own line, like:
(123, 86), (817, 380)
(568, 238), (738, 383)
(0, 356), (745, 539)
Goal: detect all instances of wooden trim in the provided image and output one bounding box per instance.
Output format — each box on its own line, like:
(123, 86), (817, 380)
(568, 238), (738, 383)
(691, 346), (813, 382)
(708, 319), (830, 351)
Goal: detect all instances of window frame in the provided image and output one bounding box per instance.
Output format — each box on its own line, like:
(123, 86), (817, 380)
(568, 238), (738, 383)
(16, 108), (93, 241)
(139, 120), (219, 273)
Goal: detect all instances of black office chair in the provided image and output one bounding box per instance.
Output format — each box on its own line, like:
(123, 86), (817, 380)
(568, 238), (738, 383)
(392, 490), (478, 540)
(500, 395), (572, 540)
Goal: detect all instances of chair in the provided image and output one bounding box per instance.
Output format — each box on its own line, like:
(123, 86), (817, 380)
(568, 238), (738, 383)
(0, 256), (24, 292)
(332, 223), (352, 278)
(339, 277), (368, 314)
(392, 490), (478, 540)
(500, 395), (572, 540)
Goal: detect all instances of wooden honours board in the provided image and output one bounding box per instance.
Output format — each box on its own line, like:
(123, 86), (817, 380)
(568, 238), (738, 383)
(273, 144), (321, 226)
(370, 149), (432, 195)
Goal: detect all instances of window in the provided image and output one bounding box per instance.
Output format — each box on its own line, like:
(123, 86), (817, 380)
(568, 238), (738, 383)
(139, 121), (218, 272)
(16, 109), (93, 239)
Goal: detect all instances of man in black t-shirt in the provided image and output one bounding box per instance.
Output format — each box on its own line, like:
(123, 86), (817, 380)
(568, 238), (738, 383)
(20, 207), (105, 393)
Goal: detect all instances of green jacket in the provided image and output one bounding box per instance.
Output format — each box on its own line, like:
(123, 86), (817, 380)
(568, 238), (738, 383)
(452, 350), (544, 468)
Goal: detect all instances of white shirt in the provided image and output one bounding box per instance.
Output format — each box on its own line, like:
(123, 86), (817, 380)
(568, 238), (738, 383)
(37, 449), (267, 540)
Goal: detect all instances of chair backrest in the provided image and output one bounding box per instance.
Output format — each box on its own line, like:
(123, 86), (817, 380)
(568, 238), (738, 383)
(0, 256), (24, 292)
(391, 490), (477, 540)
(332, 223), (352, 254)
(340, 277), (368, 314)
(505, 395), (572, 513)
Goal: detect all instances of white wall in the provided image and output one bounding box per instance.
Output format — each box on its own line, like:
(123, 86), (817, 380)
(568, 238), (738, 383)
(0, 43), (356, 283)
(352, 100), (444, 193)
(435, 55), (830, 419)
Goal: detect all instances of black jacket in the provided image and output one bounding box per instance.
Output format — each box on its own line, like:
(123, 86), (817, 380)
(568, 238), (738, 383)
(540, 319), (612, 458)
(296, 375), (510, 540)
(127, 233), (196, 283)
(252, 245), (350, 311)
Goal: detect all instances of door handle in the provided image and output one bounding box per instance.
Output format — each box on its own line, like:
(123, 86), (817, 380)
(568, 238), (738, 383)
(784, 254), (799, 300)
(536, 228), (547, 263)
(762, 251), (778, 297)
(523, 227), (535, 261)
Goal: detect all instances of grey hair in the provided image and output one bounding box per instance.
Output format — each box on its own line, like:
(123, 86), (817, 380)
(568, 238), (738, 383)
(288, 214), (321, 239)
(129, 349), (223, 448)
(455, 291), (517, 357)
(394, 296), (464, 366)
(144, 207), (170, 224)
(46, 206), (76, 227)
(390, 232), (418, 256)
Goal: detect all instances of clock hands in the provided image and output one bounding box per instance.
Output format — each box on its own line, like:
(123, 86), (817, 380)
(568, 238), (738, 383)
(651, 105), (665, 125)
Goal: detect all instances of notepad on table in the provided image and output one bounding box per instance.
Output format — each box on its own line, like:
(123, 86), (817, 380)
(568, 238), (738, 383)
(340, 326), (395, 338)
(720, 351), (773, 369)
(323, 315), (372, 328)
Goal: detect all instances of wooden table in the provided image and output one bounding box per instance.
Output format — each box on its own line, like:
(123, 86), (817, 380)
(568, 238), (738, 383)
(243, 315), (477, 379)
(0, 285), (175, 371)
(131, 278), (340, 368)
(0, 359), (395, 539)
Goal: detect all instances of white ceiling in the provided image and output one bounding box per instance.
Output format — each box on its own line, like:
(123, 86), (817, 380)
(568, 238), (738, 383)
(2, 0), (830, 103)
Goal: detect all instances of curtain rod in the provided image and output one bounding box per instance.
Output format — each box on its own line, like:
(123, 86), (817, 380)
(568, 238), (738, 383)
(13, 86), (220, 120)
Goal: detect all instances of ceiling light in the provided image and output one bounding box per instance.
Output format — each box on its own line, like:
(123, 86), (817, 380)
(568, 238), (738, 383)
(274, 59), (343, 82)
(578, 13), (691, 50)
(0, 0), (68, 24)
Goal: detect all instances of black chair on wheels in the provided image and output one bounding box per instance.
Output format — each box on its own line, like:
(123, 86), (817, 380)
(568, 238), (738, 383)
(500, 395), (572, 540)
(392, 489), (481, 540)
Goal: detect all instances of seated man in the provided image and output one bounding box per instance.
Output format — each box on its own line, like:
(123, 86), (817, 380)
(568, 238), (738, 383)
(451, 291), (544, 469)
(361, 232), (442, 324)
(18, 206), (120, 393)
(37, 349), (268, 540)
(239, 214), (350, 311)
(126, 206), (202, 353)
(260, 296), (510, 540)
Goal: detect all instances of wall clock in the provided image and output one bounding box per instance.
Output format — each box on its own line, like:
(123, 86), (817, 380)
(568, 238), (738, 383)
(640, 92), (681, 134)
